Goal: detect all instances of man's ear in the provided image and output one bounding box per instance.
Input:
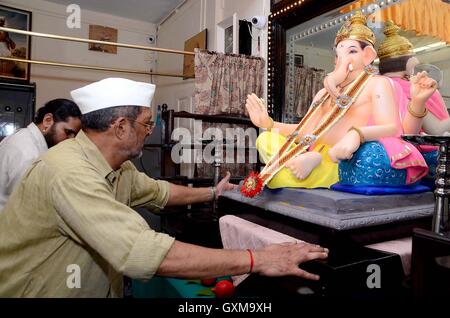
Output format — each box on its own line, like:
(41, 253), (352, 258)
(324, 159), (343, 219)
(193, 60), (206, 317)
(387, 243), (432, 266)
(362, 46), (377, 66)
(42, 113), (54, 132)
(114, 117), (128, 139)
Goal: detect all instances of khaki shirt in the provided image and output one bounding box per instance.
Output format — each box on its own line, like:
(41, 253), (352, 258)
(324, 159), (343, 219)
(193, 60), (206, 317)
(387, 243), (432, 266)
(0, 130), (174, 297)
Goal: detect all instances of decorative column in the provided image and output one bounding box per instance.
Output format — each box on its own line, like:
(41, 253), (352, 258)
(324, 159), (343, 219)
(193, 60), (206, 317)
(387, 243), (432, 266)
(403, 135), (450, 235)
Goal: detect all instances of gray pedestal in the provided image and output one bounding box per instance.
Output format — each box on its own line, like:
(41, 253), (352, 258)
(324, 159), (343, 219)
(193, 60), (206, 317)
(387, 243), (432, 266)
(222, 187), (434, 230)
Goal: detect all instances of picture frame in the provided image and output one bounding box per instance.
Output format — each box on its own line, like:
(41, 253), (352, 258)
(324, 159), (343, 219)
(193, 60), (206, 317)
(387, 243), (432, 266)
(224, 25), (233, 54)
(88, 25), (118, 54)
(183, 29), (207, 79)
(294, 54), (304, 67)
(217, 13), (239, 55)
(0, 4), (32, 83)
(286, 53), (304, 67)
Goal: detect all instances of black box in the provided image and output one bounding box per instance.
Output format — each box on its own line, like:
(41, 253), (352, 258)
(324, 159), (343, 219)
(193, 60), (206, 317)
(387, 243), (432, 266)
(0, 81), (35, 141)
(236, 245), (405, 300)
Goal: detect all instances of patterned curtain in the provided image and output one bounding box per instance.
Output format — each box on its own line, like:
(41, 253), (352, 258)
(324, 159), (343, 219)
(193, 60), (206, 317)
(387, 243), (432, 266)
(284, 66), (325, 122)
(293, 66), (326, 118)
(194, 49), (265, 178)
(194, 49), (265, 115)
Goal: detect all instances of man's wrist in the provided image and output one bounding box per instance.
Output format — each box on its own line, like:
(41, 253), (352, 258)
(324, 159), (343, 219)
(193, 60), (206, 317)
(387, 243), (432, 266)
(210, 186), (216, 201)
(246, 249), (254, 273)
(250, 250), (260, 274)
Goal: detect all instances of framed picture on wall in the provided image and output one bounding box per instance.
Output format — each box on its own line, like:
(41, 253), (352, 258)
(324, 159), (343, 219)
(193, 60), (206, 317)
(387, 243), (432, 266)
(0, 4), (31, 83)
(224, 25), (233, 54)
(183, 29), (207, 79)
(217, 13), (238, 55)
(88, 25), (118, 54)
(286, 53), (304, 67)
(294, 54), (304, 67)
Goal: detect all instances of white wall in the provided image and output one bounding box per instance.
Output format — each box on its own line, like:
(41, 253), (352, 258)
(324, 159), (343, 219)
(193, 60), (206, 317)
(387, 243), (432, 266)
(154, 0), (270, 110)
(154, 0), (215, 177)
(295, 44), (334, 73)
(216, 0), (268, 21)
(1, 0), (156, 109)
(153, 0), (270, 176)
(154, 0), (210, 116)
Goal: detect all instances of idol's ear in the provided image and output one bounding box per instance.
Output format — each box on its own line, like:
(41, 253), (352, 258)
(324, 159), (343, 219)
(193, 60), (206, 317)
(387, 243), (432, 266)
(362, 45), (377, 66)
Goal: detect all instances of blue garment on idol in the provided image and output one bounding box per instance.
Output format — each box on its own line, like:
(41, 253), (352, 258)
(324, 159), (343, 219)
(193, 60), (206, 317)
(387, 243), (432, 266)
(338, 141), (407, 186)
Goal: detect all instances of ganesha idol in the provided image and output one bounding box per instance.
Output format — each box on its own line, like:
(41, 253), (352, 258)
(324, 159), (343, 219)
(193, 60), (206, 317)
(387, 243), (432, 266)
(378, 20), (445, 181)
(242, 11), (437, 197)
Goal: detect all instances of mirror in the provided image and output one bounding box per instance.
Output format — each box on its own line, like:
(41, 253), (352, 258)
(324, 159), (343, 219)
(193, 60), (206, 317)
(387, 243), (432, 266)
(277, 0), (450, 123)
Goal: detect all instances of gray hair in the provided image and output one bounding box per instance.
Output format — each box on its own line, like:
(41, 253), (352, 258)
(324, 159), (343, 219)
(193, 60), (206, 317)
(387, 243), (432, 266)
(81, 105), (143, 132)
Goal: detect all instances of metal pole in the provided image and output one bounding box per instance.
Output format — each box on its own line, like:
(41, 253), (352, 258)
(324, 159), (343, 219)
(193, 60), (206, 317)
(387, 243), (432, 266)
(0, 26), (195, 56)
(0, 56), (193, 78)
(212, 139), (222, 219)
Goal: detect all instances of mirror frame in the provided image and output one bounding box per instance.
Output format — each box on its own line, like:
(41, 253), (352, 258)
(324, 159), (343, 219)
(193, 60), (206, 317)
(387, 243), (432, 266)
(268, 0), (354, 121)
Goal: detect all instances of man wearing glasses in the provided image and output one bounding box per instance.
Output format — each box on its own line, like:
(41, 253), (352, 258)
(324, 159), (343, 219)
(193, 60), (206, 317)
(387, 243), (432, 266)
(0, 78), (328, 297)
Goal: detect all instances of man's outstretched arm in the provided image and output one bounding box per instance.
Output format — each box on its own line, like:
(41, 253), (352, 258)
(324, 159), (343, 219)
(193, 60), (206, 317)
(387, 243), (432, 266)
(165, 171), (237, 206)
(157, 240), (328, 280)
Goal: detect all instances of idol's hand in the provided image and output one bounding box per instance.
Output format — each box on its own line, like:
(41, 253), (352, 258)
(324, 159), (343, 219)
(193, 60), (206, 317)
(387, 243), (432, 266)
(410, 71), (437, 106)
(245, 93), (272, 129)
(328, 129), (361, 162)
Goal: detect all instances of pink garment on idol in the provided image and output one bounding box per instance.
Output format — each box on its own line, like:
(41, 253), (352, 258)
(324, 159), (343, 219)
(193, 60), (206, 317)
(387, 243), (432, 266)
(393, 77), (449, 121)
(365, 77), (429, 184)
(377, 135), (428, 184)
(391, 77), (449, 153)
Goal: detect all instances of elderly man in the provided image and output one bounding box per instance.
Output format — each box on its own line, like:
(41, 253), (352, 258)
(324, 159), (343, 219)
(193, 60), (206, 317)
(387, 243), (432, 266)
(0, 98), (81, 211)
(0, 78), (328, 297)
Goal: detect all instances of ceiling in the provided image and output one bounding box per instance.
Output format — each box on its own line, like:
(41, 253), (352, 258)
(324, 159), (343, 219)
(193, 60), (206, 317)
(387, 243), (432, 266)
(45, 0), (185, 23)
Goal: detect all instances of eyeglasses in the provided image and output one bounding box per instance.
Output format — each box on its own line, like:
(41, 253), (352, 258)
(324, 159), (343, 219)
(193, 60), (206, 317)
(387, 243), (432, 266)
(129, 119), (155, 132)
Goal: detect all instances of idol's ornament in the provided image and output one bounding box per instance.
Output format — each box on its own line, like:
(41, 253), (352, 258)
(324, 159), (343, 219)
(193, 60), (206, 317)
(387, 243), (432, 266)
(378, 20), (414, 61)
(241, 11), (378, 198)
(241, 171), (263, 198)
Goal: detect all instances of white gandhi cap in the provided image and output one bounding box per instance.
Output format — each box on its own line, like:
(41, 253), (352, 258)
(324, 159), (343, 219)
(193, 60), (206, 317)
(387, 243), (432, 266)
(70, 78), (155, 115)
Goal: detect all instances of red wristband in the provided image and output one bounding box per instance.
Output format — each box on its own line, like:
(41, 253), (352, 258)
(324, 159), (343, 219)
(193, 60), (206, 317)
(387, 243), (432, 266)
(247, 249), (254, 273)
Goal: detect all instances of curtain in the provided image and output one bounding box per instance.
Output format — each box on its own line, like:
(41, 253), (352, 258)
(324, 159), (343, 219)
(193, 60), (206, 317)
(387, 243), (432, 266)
(194, 50), (265, 178)
(294, 66), (326, 118)
(284, 66), (325, 123)
(342, 0), (450, 43)
(194, 49), (265, 115)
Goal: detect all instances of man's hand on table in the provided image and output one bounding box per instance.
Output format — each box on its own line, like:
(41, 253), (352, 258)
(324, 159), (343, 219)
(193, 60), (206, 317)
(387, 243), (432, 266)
(253, 242), (328, 280)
